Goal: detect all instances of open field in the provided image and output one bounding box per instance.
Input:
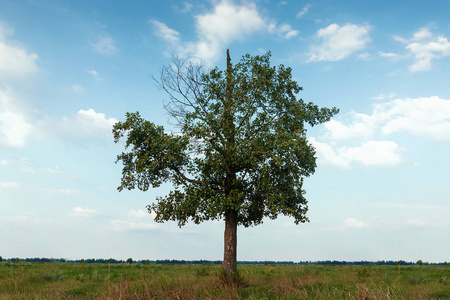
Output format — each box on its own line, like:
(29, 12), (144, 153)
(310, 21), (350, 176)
(0, 262), (449, 299)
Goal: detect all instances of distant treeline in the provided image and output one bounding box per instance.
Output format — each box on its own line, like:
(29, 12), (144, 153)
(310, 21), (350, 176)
(0, 257), (447, 266)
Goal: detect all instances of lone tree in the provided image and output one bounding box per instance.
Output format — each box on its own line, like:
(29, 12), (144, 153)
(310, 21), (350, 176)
(113, 50), (338, 280)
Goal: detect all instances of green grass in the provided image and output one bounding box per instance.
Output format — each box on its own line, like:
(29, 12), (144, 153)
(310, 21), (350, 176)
(0, 262), (448, 299)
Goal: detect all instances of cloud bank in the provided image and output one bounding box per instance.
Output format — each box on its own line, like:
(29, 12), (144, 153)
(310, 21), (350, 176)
(312, 96), (450, 168)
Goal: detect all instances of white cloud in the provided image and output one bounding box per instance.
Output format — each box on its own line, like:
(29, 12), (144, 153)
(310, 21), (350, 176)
(71, 84), (84, 93)
(377, 96), (450, 141)
(323, 96), (450, 142)
(128, 209), (147, 218)
(0, 181), (20, 189)
(323, 113), (376, 141)
(0, 25), (36, 149)
(256, 48), (267, 55)
(191, 1), (266, 62)
(86, 70), (98, 77)
(378, 51), (398, 58)
(39, 167), (69, 177)
(393, 35), (407, 43)
(413, 27), (433, 40)
(7, 215), (27, 222)
(285, 29), (299, 40)
(44, 188), (78, 195)
(357, 52), (371, 59)
(388, 92), (398, 99)
(36, 108), (118, 142)
(0, 159), (8, 165)
(151, 1), (296, 64)
(18, 158), (73, 178)
(268, 22), (299, 39)
(128, 209), (156, 218)
(86, 70), (103, 81)
(0, 88), (32, 148)
(149, 20), (181, 46)
(0, 23), (14, 38)
(309, 137), (350, 169)
(71, 109), (118, 139)
(311, 138), (404, 168)
(345, 217), (364, 228)
(407, 219), (427, 227)
(93, 35), (117, 55)
(369, 203), (449, 211)
(296, 4), (310, 18)
(181, 2), (193, 13)
(371, 92), (397, 100)
(309, 23), (371, 62)
(341, 140), (404, 167)
(0, 23), (38, 76)
(111, 220), (159, 231)
(396, 27), (450, 72)
(69, 206), (99, 218)
(312, 96), (450, 169)
(5, 212), (38, 223)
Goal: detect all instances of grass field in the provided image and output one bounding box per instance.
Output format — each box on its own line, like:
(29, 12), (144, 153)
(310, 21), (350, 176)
(0, 262), (449, 299)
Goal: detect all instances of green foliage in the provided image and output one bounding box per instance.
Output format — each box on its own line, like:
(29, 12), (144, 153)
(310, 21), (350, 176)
(126, 258), (133, 264)
(0, 256), (2, 262)
(113, 51), (338, 228)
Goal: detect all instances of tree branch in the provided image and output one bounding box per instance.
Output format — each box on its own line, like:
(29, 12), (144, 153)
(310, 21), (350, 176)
(170, 165), (204, 185)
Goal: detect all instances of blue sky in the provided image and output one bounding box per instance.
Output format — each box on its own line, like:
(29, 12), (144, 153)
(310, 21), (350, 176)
(1, 0), (449, 263)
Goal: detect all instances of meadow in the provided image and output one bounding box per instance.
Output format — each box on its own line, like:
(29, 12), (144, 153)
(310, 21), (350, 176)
(0, 262), (449, 299)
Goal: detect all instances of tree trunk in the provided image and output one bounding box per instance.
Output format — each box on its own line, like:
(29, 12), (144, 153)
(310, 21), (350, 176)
(222, 49), (238, 282)
(222, 209), (238, 279)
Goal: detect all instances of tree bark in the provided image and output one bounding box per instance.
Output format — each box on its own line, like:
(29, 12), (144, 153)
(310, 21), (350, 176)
(222, 209), (238, 278)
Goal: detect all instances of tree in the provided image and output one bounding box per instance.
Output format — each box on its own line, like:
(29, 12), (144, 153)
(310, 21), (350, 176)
(113, 50), (338, 281)
(0, 256), (2, 263)
(126, 258), (133, 264)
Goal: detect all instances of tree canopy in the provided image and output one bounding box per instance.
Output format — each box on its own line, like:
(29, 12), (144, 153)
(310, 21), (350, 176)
(113, 50), (338, 278)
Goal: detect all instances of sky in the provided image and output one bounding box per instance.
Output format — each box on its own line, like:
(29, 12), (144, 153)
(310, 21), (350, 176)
(0, 0), (449, 263)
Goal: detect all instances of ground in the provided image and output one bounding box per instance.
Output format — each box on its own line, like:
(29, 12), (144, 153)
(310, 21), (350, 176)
(0, 262), (449, 299)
